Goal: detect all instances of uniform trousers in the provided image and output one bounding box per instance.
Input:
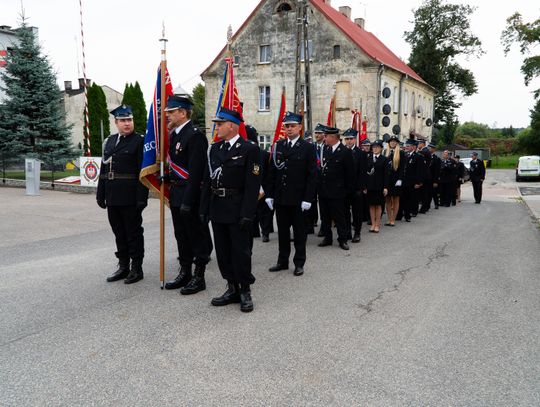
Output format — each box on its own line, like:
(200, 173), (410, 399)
(420, 183), (433, 212)
(439, 182), (454, 206)
(345, 193), (363, 236)
(107, 205), (144, 261)
(212, 222), (255, 286)
(319, 196), (348, 243)
(253, 199), (274, 237)
(472, 180), (483, 203)
(432, 184), (440, 208)
(275, 204), (307, 267)
(401, 186), (417, 220)
(170, 206), (212, 267)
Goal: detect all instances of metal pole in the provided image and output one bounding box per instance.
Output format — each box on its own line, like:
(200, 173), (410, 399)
(79, 0), (91, 156)
(159, 26), (168, 289)
(302, 3), (312, 134)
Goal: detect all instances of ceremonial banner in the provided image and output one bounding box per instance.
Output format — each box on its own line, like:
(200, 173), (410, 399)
(212, 57), (247, 142)
(272, 89), (287, 145)
(327, 96), (336, 127)
(351, 109), (362, 144)
(139, 65), (174, 199)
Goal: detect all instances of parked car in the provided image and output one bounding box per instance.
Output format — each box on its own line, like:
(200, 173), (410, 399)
(516, 155), (540, 182)
(459, 158), (471, 182)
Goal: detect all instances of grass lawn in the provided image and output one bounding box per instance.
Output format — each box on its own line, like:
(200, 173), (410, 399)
(2, 170), (79, 181)
(489, 155), (520, 169)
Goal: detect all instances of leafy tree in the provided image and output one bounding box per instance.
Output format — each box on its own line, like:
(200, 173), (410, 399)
(502, 13), (540, 98)
(455, 122), (492, 138)
(404, 0), (484, 144)
(517, 99), (540, 154)
(501, 126), (516, 138)
(87, 83), (109, 156)
(121, 82), (147, 134)
(0, 17), (73, 180)
(191, 83), (205, 129)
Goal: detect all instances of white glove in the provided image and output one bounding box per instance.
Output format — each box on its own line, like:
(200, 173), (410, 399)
(301, 201), (312, 211)
(265, 198), (274, 210)
(395, 180), (402, 187)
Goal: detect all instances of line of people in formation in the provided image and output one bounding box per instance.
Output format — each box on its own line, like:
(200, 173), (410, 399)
(97, 99), (486, 313)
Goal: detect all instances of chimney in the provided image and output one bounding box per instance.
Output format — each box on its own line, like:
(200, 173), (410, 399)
(339, 6), (351, 19)
(64, 80), (72, 91)
(78, 78), (91, 89)
(323, 0), (331, 5)
(354, 17), (365, 29)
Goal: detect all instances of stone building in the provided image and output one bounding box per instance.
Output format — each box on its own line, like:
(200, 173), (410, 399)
(62, 79), (123, 149)
(202, 0), (436, 148)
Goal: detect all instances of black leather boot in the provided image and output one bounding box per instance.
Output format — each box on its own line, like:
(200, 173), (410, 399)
(164, 263), (192, 290)
(239, 284), (254, 313)
(180, 265), (206, 295)
(211, 282), (240, 306)
(124, 258), (144, 284)
(106, 258), (130, 282)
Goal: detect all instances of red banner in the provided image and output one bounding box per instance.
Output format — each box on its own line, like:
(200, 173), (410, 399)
(272, 89), (286, 145)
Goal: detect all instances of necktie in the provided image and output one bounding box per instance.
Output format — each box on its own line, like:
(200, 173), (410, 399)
(224, 142), (231, 151)
(115, 135), (124, 146)
(288, 141), (292, 148)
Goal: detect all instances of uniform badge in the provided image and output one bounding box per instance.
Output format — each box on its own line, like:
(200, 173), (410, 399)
(235, 143), (240, 148)
(253, 164), (260, 175)
(176, 142), (182, 152)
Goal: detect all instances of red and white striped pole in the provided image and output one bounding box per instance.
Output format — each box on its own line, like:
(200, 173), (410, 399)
(79, 0), (91, 156)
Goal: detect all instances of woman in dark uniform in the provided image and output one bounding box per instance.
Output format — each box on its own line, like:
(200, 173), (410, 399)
(366, 140), (388, 233)
(383, 135), (405, 226)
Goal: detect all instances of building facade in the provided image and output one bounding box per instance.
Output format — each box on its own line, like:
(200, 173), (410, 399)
(62, 79), (123, 149)
(202, 0), (436, 148)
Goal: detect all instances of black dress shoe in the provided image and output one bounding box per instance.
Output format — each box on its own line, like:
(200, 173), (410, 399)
(352, 233), (361, 243)
(293, 266), (304, 276)
(339, 242), (349, 251)
(165, 266), (192, 290)
(262, 234), (269, 242)
(239, 287), (254, 313)
(211, 283), (240, 306)
(434, 206), (439, 209)
(318, 239), (332, 247)
(180, 275), (206, 295)
(106, 259), (130, 282)
(124, 262), (143, 284)
(269, 264), (288, 272)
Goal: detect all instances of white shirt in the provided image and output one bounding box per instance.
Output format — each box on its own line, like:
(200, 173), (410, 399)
(287, 136), (300, 147)
(225, 134), (241, 148)
(174, 119), (191, 134)
(331, 142), (340, 153)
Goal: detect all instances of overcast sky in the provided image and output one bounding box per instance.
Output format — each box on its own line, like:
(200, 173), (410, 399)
(2, 0), (539, 128)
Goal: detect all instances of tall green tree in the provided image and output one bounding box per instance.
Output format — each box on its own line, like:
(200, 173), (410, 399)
(404, 0), (484, 144)
(517, 99), (540, 154)
(87, 83), (109, 156)
(122, 82), (147, 134)
(502, 13), (540, 99)
(0, 18), (73, 177)
(191, 83), (205, 129)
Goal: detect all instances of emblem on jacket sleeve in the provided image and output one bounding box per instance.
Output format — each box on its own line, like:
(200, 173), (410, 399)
(253, 164), (260, 175)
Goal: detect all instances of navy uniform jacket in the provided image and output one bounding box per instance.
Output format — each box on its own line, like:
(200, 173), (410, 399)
(430, 154), (441, 183)
(97, 132), (148, 206)
(350, 146), (369, 191)
(200, 137), (261, 224)
(469, 159), (486, 182)
(266, 137), (317, 206)
(403, 151), (424, 187)
(439, 158), (457, 183)
(318, 143), (355, 199)
(419, 147), (432, 181)
(366, 153), (389, 191)
(168, 121), (208, 208)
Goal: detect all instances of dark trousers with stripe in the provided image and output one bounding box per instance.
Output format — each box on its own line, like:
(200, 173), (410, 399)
(107, 205), (144, 261)
(275, 204), (307, 267)
(319, 196), (348, 243)
(170, 206), (212, 267)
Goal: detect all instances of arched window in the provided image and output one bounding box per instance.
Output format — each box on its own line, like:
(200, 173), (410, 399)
(403, 90), (409, 115)
(418, 94), (422, 117)
(276, 2), (292, 12)
(411, 92), (416, 116)
(393, 86), (399, 113)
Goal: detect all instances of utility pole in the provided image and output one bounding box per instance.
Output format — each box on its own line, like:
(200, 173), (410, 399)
(294, 0), (312, 134)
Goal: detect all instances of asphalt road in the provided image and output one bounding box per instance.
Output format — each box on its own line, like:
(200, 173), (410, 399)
(1, 170), (539, 406)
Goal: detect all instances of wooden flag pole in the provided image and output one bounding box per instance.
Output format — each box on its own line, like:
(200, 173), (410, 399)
(159, 26), (168, 289)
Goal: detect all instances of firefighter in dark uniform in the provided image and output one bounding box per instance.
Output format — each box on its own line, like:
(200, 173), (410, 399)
(318, 126), (355, 250)
(265, 112), (317, 276)
(311, 123), (326, 237)
(200, 108), (261, 313)
(97, 105), (148, 284)
(360, 138), (372, 222)
(246, 125), (274, 243)
(417, 139), (432, 213)
(162, 96), (212, 295)
(469, 152), (486, 204)
(428, 143), (441, 209)
(439, 150), (457, 207)
(343, 128), (368, 243)
(402, 139), (424, 222)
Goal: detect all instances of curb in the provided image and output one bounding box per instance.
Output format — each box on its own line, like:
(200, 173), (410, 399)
(516, 186), (540, 223)
(1, 179), (96, 194)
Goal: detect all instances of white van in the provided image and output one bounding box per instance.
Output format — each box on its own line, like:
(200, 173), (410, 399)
(516, 155), (540, 182)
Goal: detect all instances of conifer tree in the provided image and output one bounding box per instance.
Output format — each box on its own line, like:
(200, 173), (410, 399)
(87, 83), (110, 156)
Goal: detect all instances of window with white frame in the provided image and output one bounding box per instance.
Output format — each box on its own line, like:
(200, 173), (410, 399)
(423, 96), (427, 118)
(259, 45), (271, 63)
(258, 86), (271, 111)
(411, 91), (415, 116)
(418, 94), (422, 117)
(393, 86), (399, 113)
(403, 90), (409, 115)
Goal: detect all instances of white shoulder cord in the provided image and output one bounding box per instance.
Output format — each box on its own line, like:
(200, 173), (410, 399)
(272, 142), (285, 170)
(207, 144), (222, 181)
